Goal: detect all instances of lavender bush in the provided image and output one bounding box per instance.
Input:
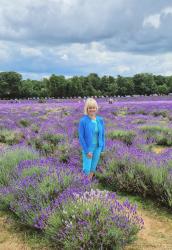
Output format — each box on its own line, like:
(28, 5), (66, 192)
(7, 157), (94, 227)
(0, 146), (39, 187)
(45, 189), (144, 250)
(97, 140), (172, 208)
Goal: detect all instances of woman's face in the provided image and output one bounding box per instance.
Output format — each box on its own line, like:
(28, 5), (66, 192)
(87, 105), (97, 116)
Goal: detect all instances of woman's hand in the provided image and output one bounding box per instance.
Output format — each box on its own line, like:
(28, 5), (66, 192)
(87, 152), (93, 158)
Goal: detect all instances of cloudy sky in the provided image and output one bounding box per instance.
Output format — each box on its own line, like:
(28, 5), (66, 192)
(0, 0), (172, 79)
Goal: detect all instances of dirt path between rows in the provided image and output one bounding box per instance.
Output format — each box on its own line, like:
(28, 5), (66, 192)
(0, 212), (30, 250)
(125, 208), (172, 250)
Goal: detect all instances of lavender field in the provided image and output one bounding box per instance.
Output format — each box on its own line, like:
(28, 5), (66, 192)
(1, 96), (172, 249)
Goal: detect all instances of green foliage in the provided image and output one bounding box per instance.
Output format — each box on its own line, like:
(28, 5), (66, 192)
(19, 119), (31, 127)
(116, 75), (134, 96)
(21, 166), (47, 178)
(38, 174), (73, 201)
(0, 71), (22, 98)
(0, 192), (14, 210)
(151, 110), (169, 117)
(45, 190), (140, 249)
(56, 144), (70, 163)
(0, 129), (23, 145)
(20, 79), (48, 98)
(97, 156), (172, 208)
(108, 130), (136, 145)
(132, 119), (145, 124)
(141, 125), (172, 146)
(157, 84), (169, 95)
(137, 109), (149, 115)
(133, 73), (158, 95)
(42, 133), (64, 146)
(0, 147), (39, 186)
(0, 71), (171, 98)
(38, 175), (61, 198)
(141, 125), (167, 133)
(41, 143), (54, 156)
(112, 107), (128, 116)
(28, 133), (64, 156)
(30, 124), (39, 133)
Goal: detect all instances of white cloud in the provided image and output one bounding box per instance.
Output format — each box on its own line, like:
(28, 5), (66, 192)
(60, 54), (69, 60)
(20, 47), (43, 57)
(115, 65), (131, 73)
(143, 5), (172, 29)
(163, 6), (172, 15)
(143, 14), (161, 29)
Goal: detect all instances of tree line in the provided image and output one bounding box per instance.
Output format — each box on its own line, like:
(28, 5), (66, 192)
(0, 71), (172, 99)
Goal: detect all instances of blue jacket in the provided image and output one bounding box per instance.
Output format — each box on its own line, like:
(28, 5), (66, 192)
(78, 114), (105, 154)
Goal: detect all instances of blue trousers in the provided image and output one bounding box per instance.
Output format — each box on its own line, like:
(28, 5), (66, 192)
(82, 144), (102, 175)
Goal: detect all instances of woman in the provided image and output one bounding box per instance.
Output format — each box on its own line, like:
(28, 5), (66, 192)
(78, 97), (105, 180)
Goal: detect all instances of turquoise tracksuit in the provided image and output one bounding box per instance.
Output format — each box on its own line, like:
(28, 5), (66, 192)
(78, 115), (105, 175)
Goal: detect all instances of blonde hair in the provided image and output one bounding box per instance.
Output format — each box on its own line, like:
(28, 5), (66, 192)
(84, 98), (99, 115)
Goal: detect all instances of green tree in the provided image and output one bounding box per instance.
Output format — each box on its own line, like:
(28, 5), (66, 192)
(48, 74), (66, 97)
(116, 75), (128, 96)
(133, 73), (157, 95)
(157, 84), (169, 95)
(0, 71), (22, 98)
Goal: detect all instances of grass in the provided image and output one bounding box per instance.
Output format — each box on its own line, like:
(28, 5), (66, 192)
(0, 210), (54, 250)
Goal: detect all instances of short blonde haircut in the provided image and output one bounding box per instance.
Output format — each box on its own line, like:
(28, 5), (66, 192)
(84, 98), (99, 115)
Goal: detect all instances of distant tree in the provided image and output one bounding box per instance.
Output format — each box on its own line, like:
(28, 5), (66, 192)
(143, 74), (157, 95)
(68, 76), (85, 97)
(125, 77), (135, 96)
(133, 73), (158, 95)
(0, 80), (9, 98)
(100, 76), (110, 95)
(157, 84), (169, 95)
(0, 71), (22, 98)
(154, 75), (167, 86)
(0, 71), (171, 98)
(106, 76), (118, 96)
(48, 74), (66, 97)
(19, 79), (34, 97)
(116, 75), (128, 96)
(166, 76), (172, 93)
(87, 73), (101, 90)
(133, 73), (146, 94)
(19, 79), (48, 98)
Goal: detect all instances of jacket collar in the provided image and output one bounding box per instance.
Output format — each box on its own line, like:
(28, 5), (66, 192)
(85, 114), (99, 120)
(85, 115), (100, 124)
